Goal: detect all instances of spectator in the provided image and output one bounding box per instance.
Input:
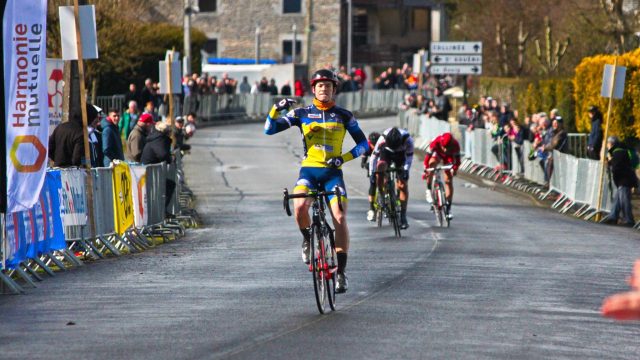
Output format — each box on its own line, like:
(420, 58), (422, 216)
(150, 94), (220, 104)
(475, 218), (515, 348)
(140, 78), (154, 107)
(250, 81), (260, 94)
(119, 100), (139, 146)
(281, 80), (292, 96)
(544, 117), (568, 154)
(398, 93), (417, 111)
(259, 77), (270, 92)
(550, 108), (559, 122)
(101, 108), (125, 166)
(141, 121), (172, 165)
(507, 118), (525, 173)
(294, 78), (305, 96)
(433, 87), (452, 121)
(340, 74), (358, 92)
(223, 72), (236, 94)
(601, 136), (637, 226)
(124, 83), (140, 110)
(48, 103), (99, 167)
(268, 78), (278, 95)
(184, 112), (197, 139)
(88, 114), (104, 168)
(499, 103), (513, 127)
(587, 105), (603, 160)
(489, 111), (508, 169)
(141, 121), (175, 210)
(143, 101), (156, 122)
(126, 113), (154, 163)
(239, 76), (251, 94)
(174, 117), (191, 152)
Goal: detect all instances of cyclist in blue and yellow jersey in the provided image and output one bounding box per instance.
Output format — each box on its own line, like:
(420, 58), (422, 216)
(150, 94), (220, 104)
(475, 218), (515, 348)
(264, 69), (368, 293)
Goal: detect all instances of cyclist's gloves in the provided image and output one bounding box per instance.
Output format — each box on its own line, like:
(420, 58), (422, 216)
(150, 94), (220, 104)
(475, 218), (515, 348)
(400, 169), (409, 181)
(274, 98), (297, 112)
(326, 156), (344, 168)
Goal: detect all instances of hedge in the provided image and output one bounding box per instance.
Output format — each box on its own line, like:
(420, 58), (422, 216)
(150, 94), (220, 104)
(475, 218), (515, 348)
(475, 77), (575, 131)
(573, 48), (640, 140)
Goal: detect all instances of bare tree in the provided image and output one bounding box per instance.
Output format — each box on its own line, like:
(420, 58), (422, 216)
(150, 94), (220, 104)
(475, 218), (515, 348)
(534, 17), (570, 74)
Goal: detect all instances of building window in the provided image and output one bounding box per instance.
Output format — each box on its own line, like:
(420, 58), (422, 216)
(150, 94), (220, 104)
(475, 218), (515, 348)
(353, 8), (368, 47)
(282, 40), (302, 63)
(203, 38), (218, 58)
(283, 0), (301, 14)
(410, 8), (429, 32)
(198, 0), (216, 13)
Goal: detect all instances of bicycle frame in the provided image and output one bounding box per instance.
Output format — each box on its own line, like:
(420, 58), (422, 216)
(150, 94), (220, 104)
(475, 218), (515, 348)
(283, 187), (342, 314)
(373, 166), (402, 237)
(425, 164), (453, 227)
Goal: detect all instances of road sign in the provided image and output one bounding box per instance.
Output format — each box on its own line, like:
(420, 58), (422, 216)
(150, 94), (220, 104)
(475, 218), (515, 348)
(430, 65), (482, 75)
(431, 54), (482, 65)
(601, 64), (626, 99)
(430, 42), (482, 54)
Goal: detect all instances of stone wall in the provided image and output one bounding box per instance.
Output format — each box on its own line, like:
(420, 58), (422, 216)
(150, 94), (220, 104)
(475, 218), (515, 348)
(146, 0), (342, 76)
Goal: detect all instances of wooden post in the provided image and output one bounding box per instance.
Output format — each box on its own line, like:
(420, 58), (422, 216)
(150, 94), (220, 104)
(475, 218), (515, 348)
(595, 56), (618, 220)
(72, 0), (96, 237)
(166, 50), (176, 148)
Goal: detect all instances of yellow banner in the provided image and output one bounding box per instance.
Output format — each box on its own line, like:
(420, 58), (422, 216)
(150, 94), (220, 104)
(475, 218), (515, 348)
(112, 162), (135, 235)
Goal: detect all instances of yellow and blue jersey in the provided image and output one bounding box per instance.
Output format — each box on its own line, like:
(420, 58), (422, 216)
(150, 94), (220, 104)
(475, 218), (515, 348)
(264, 103), (368, 168)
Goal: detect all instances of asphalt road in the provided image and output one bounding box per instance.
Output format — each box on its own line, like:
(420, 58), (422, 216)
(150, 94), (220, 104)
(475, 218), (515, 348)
(1, 115), (639, 359)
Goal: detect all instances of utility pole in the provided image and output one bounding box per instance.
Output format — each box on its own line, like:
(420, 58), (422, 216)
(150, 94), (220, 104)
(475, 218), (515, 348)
(346, 0), (352, 72)
(292, 23), (297, 64)
(255, 25), (261, 64)
(183, 0), (192, 77)
(305, 0), (313, 70)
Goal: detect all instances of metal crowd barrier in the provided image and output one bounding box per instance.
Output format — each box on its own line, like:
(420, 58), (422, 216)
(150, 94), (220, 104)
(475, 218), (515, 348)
(182, 89), (407, 122)
(0, 155), (199, 294)
(399, 110), (616, 222)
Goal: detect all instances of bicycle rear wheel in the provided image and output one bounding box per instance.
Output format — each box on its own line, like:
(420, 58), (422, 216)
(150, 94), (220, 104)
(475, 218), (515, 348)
(311, 224), (327, 314)
(325, 226), (337, 311)
(436, 182), (448, 228)
(388, 188), (401, 238)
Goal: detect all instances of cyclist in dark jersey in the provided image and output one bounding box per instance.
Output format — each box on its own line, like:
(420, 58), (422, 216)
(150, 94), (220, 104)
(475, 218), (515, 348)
(264, 69), (367, 293)
(369, 127), (414, 229)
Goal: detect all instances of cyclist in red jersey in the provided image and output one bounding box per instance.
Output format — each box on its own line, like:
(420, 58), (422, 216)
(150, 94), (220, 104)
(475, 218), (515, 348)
(422, 132), (461, 219)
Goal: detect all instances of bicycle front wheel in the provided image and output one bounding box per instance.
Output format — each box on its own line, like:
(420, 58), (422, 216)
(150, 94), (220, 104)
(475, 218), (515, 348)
(325, 227), (337, 311)
(311, 224), (327, 314)
(436, 182), (448, 228)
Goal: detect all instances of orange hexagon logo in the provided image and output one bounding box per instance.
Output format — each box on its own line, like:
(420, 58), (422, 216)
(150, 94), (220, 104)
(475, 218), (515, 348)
(10, 135), (47, 173)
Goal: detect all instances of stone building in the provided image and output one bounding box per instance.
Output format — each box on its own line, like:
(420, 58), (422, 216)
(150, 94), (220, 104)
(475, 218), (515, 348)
(147, 0), (446, 73)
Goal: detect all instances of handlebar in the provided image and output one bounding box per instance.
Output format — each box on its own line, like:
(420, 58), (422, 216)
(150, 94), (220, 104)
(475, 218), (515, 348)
(282, 186), (343, 216)
(424, 164), (454, 173)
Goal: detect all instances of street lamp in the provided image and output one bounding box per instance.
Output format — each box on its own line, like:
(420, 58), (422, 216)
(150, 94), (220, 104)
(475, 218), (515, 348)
(255, 25), (261, 64)
(292, 23), (297, 64)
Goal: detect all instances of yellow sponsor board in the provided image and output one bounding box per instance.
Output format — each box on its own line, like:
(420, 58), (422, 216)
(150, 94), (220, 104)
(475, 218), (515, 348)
(112, 162), (135, 235)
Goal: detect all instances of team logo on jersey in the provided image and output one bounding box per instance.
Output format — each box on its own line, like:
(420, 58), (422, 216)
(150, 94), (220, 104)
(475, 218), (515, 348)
(330, 113), (336, 117)
(308, 113), (321, 119)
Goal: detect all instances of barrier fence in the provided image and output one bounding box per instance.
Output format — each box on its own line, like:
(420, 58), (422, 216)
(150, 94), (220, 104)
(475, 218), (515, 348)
(400, 110), (616, 222)
(0, 151), (198, 294)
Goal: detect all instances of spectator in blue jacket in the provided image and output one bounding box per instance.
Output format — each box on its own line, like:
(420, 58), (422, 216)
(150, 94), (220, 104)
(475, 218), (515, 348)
(101, 108), (125, 166)
(587, 105), (603, 160)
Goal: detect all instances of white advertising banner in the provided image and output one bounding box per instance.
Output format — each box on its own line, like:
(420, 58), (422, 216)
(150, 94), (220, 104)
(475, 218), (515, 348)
(3, 0), (49, 213)
(59, 169), (88, 226)
(46, 59), (64, 135)
(129, 165), (148, 227)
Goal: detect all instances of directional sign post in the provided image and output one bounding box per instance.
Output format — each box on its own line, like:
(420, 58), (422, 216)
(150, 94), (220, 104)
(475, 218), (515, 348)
(430, 41), (482, 55)
(429, 41), (483, 104)
(430, 65), (482, 75)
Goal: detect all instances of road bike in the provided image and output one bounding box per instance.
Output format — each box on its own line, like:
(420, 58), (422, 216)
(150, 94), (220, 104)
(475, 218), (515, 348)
(283, 187), (341, 314)
(424, 164), (453, 227)
(373, 166), (402, 238)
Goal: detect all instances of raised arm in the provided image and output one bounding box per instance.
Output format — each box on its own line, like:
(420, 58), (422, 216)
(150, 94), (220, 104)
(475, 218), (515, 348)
(264, 99), (299, 135)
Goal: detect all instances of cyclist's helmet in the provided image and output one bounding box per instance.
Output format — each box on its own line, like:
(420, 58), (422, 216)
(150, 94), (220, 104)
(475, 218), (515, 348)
(310, 69), (339, 87)
(384, 127), (403, 150)
(368, 131), (381, 145)
(440, 132), (453, 149)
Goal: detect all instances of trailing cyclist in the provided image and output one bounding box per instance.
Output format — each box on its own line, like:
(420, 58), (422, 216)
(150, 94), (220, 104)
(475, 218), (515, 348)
(361, 131), (381, 222)
(264, 69), (368, 293)
(422, 132), (461, 220)
(368, 127), (414, 229)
